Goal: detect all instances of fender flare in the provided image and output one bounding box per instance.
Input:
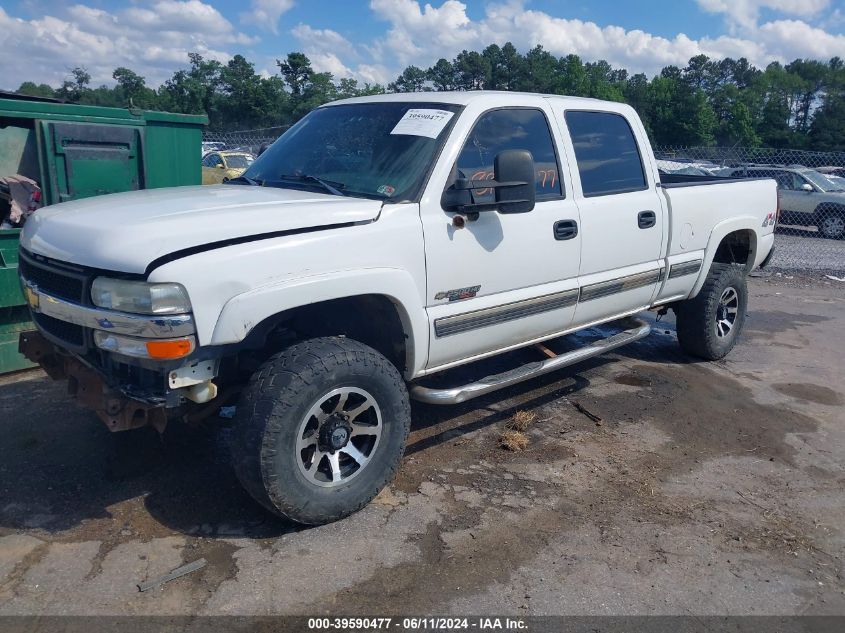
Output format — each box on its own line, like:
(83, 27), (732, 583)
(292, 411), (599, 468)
(209, 267), (429, 377)
(689, 217), (759, 298)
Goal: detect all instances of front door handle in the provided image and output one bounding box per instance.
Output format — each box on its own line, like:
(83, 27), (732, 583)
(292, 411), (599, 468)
(638, 210), (656, 229)
(554, 219), (578, 241)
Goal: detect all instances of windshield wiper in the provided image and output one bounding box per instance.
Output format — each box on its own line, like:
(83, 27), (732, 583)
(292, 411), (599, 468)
(274, 174), (347, 197)
(224, 175), (263, 186)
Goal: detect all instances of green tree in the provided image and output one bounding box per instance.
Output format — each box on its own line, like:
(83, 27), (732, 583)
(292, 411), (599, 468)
(55, 67), (91, 102)
(427, 58), (457, 91)
(388, 66), (428, 92)
(112, 67), (157, 108)
(15, 82), (56, 98)
(454, 50), (491, 90)
(277, 52), (313, 96)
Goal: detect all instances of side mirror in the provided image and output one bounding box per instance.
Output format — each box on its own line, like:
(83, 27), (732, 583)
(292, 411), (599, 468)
(801, 183), (813, 192)
(217, 164), (225, 169)
(441, 150), (536, 214)
(494, 150), (535, 214)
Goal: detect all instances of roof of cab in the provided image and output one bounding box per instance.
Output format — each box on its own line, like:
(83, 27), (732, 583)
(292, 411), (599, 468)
(325, 90), (620, 110)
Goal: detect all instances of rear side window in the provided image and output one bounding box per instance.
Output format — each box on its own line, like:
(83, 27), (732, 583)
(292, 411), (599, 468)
(565, 111), (646, 197)
(456, 108), (562, 202)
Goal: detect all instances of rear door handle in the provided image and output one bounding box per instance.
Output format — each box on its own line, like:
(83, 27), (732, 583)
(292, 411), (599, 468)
(553, 219), (578, 241)
(638, 210), (656, 229)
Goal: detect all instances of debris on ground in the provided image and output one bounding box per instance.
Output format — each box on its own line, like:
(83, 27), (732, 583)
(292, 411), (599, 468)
(137, 558), (207, 592)
(499, 429), (529, 451)
(218, 406), (237, 419)
(569, 399), (603, 425)
(506, 410), (537, 432)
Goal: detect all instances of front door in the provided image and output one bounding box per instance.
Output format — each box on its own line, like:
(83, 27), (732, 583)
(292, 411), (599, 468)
(421, 104), (582, 371)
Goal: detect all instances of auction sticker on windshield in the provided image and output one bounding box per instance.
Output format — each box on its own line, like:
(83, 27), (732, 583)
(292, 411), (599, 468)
(390, 109), (455, 139)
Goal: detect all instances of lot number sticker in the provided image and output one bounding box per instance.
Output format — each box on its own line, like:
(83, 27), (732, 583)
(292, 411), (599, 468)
(390, 109), (455, 139)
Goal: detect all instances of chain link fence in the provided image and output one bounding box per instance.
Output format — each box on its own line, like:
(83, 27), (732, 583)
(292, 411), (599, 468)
(202, 126), (290, 156)
(201, 131), (845, 275)
(654, 146), (845, 275)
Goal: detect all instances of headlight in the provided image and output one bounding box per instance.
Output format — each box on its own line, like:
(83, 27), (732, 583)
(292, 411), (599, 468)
(91, 278), (191, 314)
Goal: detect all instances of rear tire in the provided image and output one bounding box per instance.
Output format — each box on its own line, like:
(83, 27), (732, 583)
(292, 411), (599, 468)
(230, 337), (411, 525)
(675, 263), (748, 360)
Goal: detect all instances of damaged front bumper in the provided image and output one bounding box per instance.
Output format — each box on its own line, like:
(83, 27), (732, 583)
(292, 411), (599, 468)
(19, 330), (170, 432)
(18, 276), (221, 432)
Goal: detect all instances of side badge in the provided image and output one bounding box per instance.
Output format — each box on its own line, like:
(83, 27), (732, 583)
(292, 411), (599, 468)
(434, 285), (481, 302)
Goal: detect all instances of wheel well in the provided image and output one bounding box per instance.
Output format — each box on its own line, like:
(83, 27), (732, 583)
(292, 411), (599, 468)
(240, 295), (409, 373)
(712, 230), (755, 271)
(815, 202), (845, 218)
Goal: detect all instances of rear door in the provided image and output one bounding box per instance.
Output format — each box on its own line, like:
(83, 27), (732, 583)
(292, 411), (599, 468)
(559, 109), (666, 326)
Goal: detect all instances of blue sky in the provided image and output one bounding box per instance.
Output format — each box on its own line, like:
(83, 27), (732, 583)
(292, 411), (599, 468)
(1, 0), (844, 90)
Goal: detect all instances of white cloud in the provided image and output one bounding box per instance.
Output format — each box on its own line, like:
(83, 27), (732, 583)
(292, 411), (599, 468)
(696, 0), (831, 30)
(756, 19), (845, 61)
(291, 24), (358, 58)
(291, 22), (390, 84)
(364, 0), (845, 81)
(0, 2), (255, 90)
(1, 0), (844, 95)
(240, 0), (295, 35)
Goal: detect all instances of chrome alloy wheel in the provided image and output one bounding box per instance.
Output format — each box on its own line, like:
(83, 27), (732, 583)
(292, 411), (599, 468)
(295, 387), (382, 487)
(715, 287), (739, 338)
(820, 215), (845, 239)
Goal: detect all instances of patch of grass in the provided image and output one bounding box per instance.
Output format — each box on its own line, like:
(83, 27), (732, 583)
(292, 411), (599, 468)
(506, 410), (537, 432)
(500, 429), (529, 451)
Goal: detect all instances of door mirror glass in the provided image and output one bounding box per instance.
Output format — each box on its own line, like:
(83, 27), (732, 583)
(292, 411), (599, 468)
(495, 150), (535, 214)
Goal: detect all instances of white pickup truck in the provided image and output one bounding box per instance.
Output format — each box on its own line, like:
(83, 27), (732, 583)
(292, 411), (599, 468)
(19, 92), (777, 524)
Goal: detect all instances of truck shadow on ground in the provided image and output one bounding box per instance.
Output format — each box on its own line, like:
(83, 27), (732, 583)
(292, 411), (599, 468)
(0, 318), (703, 540)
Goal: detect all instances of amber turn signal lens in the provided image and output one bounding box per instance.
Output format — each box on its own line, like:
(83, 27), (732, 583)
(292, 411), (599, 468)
(145, 338), (194, 360)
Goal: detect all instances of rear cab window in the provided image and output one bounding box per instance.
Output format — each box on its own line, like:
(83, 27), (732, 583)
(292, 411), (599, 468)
(565, 111), (647, 197)
(456, 108), (563, 203)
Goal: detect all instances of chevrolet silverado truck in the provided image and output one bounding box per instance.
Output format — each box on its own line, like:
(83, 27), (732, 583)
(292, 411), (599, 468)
(18, 92), (777, 524)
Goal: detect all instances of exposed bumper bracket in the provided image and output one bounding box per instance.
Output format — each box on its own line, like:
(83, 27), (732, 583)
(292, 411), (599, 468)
(19, 330), (167, 433)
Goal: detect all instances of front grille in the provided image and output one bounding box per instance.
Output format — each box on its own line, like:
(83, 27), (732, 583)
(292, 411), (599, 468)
(19, 255), (86, 303)
(33, 313), (85, 348)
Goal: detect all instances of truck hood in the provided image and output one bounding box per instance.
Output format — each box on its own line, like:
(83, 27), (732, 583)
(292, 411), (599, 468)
(21, 185), (382, 274)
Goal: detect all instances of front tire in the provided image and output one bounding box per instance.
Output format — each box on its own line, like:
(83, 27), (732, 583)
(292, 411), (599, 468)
(675, 263), (748, 360)
(230, 337), (411, 525)
(817, 207), (845, 240)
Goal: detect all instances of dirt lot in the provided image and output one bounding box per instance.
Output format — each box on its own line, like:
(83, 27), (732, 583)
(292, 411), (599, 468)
(0, 276), (843, 616)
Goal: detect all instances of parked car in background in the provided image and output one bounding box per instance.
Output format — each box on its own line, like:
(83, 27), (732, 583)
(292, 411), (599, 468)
(201, 141), (225, 157)
(817, 166), (845, 179)
(201, 151), (255, 185)
(731, 165), (845, 239)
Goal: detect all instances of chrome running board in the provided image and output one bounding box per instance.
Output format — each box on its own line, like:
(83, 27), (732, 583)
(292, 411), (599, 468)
(410, 318), (652, 405)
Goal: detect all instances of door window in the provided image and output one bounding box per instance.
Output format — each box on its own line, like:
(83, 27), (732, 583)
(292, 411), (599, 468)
(456, 108), (562, 203)
(565, 111), (647, 197)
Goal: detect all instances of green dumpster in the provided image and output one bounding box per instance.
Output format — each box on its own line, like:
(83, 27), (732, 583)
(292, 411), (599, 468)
(0, 229), (30, 372)
(0, 94), (208, 374)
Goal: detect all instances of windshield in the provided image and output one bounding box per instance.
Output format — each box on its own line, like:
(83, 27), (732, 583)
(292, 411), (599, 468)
(225, 154), (254, 169)
(241, 102), (462, 200)
(803, 169), (844, 192)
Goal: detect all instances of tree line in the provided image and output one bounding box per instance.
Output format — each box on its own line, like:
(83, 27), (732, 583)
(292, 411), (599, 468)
(14, 44), (845, 151)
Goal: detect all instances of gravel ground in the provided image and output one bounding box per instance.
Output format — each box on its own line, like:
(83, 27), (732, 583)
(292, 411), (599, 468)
(769, 226), (845, 274)
(0, 276), (843, 616)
